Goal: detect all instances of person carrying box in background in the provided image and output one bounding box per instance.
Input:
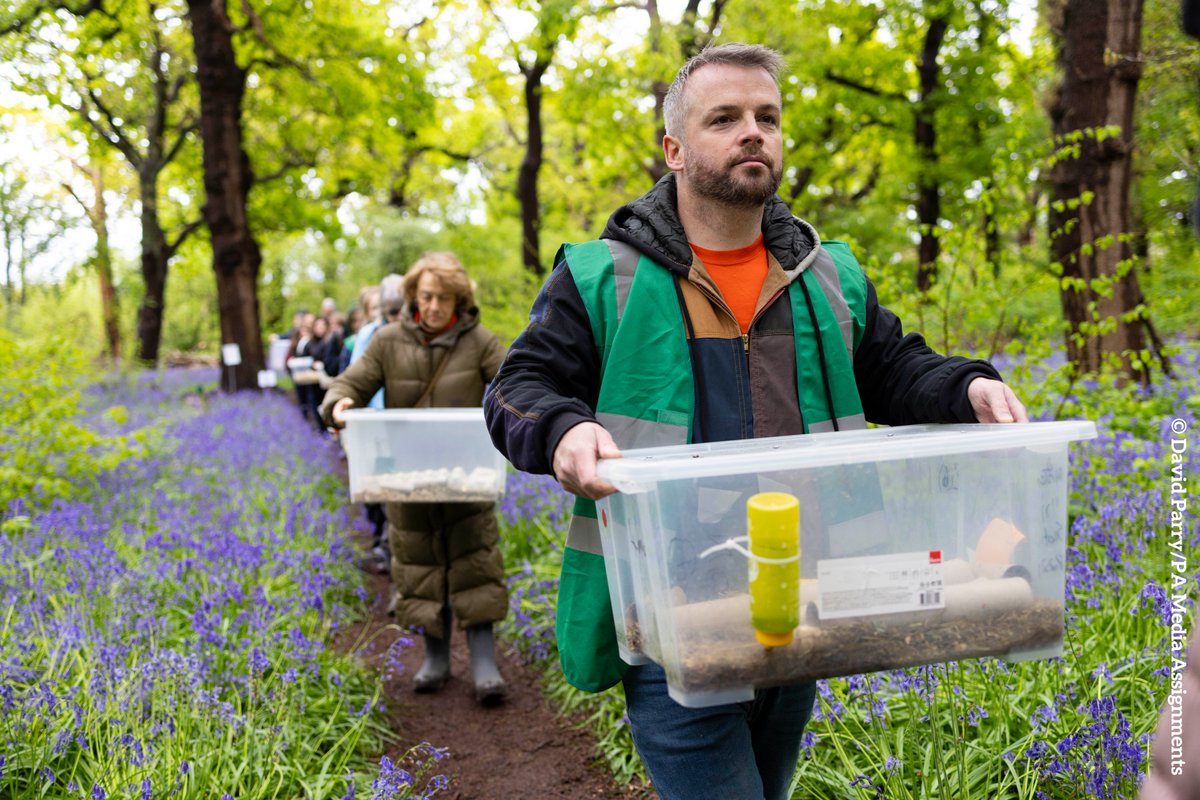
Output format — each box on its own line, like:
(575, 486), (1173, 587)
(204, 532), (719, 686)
(483, 43), (1028, 799)
(284, 311), (321, 429)
(321, 252), (511, 705)
(347, 276), (400, 575)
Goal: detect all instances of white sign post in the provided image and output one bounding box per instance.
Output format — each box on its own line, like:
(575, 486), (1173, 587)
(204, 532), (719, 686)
(221, 343), (242, 392)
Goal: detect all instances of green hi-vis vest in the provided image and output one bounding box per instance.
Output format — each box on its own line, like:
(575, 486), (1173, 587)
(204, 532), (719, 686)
(555, 237), (871, 692)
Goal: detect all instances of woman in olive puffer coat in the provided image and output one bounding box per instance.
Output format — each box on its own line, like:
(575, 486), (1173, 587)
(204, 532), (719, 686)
(321, 251), (509, 704)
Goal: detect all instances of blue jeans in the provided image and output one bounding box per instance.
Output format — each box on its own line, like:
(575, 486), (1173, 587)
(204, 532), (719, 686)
(622, 663), (816, 800)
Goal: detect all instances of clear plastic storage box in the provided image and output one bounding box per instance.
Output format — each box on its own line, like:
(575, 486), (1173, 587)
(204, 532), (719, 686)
(342, 408), (508, 503)
(595, 422), (1096, 707)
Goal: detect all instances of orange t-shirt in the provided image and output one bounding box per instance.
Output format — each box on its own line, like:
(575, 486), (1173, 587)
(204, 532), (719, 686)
(690, 235), (769, 334)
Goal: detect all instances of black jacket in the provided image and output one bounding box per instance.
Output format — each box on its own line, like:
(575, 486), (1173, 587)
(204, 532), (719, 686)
(485, 176), (1002, 474)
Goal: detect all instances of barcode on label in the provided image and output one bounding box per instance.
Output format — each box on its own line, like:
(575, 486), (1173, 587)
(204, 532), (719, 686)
(818, 551), (947, 619)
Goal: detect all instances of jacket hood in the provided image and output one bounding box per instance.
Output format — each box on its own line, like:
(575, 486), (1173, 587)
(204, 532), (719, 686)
(600, 172), (823, 279)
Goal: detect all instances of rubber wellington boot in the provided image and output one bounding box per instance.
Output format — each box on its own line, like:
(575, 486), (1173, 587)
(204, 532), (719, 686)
(413, 606), (452, 693)
(465, 623), (508, 705)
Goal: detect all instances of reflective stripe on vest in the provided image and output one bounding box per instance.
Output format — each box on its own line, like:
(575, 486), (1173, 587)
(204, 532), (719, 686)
(596, 410), (688, 450)
(808, 413), (868, 433)
(806, 246), (854, 364)
(565, 509), (602, 556)
(606, 239), (640, 324)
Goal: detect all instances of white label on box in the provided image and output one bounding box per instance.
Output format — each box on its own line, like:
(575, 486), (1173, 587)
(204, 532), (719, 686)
(817, 550), (945, 619)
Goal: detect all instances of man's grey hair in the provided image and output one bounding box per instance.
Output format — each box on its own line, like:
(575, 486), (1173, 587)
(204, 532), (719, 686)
(379, 273), (405, 309)
(663, 43), (786, 141)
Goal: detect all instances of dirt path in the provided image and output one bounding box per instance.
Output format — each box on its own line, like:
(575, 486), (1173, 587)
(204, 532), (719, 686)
(344, 559), (649, 799)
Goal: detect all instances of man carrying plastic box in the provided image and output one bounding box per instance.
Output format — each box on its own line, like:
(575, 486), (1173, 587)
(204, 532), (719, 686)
(484, 43), (1027, 800)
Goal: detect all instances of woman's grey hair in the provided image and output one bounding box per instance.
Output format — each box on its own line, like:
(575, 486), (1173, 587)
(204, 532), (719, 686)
(662, 43), (786, 141)
(379, 273), (405, 310)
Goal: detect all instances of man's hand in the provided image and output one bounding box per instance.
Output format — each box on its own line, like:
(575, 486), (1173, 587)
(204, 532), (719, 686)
(967, 378), (1028, 423)
(331, 397), (355, 426)
(552, 421), (621, 500)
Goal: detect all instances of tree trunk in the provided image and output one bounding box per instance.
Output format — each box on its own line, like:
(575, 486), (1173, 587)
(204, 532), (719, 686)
(972, 4), (1001, 280)
(136, 172), (169, 364)
(63, 160), (120, 360)
(645, 0), (669, 185)
(96, 239), (121, 363)
(1048, 0), (1149, 382)
(518, 57), (550, 277)
(84, 164), (121, 361)
(2, 220), (13, 324)
(187, 0), (265, 391)
(915, 14), (948, 292)
(17, 230), (28, 306)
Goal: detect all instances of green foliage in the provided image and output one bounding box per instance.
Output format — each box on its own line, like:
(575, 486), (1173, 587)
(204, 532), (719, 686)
(0, 144), (76, 322)
(0, 330), (140, 512)
(0, 368), (433, 798)
(1135, 0), (1200, 338)
(238, 0), (436, 237)
(160, 243), (222, 355)
(3, 0), (1198, 375)
(257, 204), (534, 344)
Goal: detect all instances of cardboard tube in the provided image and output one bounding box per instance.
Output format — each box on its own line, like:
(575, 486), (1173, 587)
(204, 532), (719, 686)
(940, 576), (1033, 618)
(805, 576), (1033, 626)
(943, 557), (977, 585)
(672, 593), (751, 631)
(671, 576), (1034, 639)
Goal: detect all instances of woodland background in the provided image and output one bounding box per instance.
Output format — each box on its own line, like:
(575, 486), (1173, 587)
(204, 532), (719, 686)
(0, 0), (1196, 380)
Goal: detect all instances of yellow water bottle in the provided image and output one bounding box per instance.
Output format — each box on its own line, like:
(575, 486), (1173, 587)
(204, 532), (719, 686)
(747, 492), (800, 648)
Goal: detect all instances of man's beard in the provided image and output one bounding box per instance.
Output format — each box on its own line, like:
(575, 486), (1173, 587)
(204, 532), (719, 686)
(684, 147), (783, 207)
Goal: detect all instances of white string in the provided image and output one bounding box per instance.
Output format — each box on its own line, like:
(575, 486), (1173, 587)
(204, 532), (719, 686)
(697, 536), (801, 565)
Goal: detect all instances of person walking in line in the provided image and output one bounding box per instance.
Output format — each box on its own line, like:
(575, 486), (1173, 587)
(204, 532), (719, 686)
(349, 277), (399, 574)
(320, 296), (338, 320)
(307, 314), (341, 434)
(339, 307), (363, 373)
(322, 253), (510, 705)
(285, 312), (321, 429)
(339, 286), (379, 375)
(483, 43), (1026, 799)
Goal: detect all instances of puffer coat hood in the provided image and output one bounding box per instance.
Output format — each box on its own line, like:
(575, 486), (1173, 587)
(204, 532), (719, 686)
(600, 172), (822, 279)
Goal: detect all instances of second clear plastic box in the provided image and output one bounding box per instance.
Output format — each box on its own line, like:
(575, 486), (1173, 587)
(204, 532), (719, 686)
(595, 421), (1096, 707)
(342, 408), (508, 503)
